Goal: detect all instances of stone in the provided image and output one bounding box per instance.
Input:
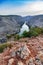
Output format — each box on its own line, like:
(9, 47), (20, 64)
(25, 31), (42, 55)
(28, 58), (35, 65)
(16, 45), (30, 59)
(35, 56), (42, 65)
(17, 61), (24, 65)
(8, 58), (14, 65)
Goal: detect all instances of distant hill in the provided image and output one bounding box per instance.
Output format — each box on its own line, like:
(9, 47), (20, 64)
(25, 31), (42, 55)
(0, 15), (43, 37)
(24, 15), (43, 27)
(0, 15), (21, 35)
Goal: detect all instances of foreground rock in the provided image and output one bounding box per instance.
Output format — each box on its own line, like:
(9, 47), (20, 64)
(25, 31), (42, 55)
(17, 61), (24, 65)
(8, 58), (14, 65)
(16, 45), (30, 59)
(0, 35), (43, 65)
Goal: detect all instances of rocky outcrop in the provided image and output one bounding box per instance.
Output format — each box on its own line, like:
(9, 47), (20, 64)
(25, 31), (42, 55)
(16, 45), (30, 59)
(0, 35), (43, 65)
(10, 45), (30, 60)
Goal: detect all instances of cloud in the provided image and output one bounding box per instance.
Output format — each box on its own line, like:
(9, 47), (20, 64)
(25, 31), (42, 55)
(0, 1), (43, 16)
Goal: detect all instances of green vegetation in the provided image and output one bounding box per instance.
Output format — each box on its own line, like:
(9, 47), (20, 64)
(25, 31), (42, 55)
(30, 27), (43, 34)
(6, 34), (12, 39)
(6, 33), (20, 40)
(14, 34), (20, 40)
(0, 27), (43, 53)
(0, 43), (12, 53)
(22, 27), (43, 38)
(22, 31), (30, 37)
(6, 27), (43, 40)
(6, 33), (15, 39)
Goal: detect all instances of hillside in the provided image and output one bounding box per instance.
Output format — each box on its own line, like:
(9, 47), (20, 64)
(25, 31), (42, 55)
(0, 15), (43, 37)
(0, 15), (21, 35)
(0, 35), (43, 65)
(27, 15), (43, 27)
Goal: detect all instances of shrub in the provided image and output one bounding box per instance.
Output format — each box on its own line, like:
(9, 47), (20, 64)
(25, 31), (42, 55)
(30, 27), (43, 34)
(22, 31), (29, 37)
(6, 34), (12, 39)
(0, 43), (12, 53)
(22, 27), (43, 38)
(6, 27), (43, 40)
(14, 34), (20, 40)
(28, 30), (39, 37)
(41, 28), (43, 33)
(22, 30), (39, 38)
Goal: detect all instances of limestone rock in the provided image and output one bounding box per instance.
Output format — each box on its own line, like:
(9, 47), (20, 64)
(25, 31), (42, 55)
(35, 56), (42, 65)
(8, 58), (14, 65)
(28, 58), (35, 65)
(17, 61), (24, 65)
(16, 45), (30, 59)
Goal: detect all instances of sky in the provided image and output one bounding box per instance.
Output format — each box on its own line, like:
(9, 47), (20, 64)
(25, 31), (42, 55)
(0, 0), (43, 16)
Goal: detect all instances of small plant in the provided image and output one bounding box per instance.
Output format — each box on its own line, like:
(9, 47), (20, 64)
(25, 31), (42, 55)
(14, 34), (20, 40)
(41, 28), (43, 34)
(22, 31), (29, 37)
(22, 27), (43, 38)
(31, 27), (42, 34)
(0, 43), (12, 53)
(28, 30), (39, 37)
(6, 34), (12, 39)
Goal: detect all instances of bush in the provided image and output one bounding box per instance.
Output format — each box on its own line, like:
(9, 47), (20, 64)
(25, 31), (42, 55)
(0, 43), (12, 53)
(22, 30), (39, 38)
(28, 30), (39, 37)
(30, 27), (43, 34)
(6, 34), (12, 39)
(22, 27), (43, 38)
(22, 31), (29, 37)
(6, 27), (43, 40)
(41, 28), (43, 33)
(14, 34), (20, 40)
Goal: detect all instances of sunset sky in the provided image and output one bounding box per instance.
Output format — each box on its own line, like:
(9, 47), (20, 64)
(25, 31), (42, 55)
(0, 0), (43, 16)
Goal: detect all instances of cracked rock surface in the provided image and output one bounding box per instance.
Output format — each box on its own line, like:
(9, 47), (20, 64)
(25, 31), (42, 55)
(0, 35), (43, 65)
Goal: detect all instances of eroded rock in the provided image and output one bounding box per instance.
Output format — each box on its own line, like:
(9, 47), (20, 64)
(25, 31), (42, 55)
(17, 61), (24, 65)
(8, 58), (14, 65)
(16, 45), (30, 59)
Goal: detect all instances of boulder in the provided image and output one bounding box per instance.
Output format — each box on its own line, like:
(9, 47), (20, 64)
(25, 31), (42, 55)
(16, 45), (30, 59)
